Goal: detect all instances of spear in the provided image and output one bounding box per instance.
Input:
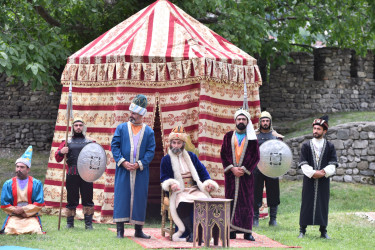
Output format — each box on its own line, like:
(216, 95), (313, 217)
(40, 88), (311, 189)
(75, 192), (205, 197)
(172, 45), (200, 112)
(58, 80), (73, 230)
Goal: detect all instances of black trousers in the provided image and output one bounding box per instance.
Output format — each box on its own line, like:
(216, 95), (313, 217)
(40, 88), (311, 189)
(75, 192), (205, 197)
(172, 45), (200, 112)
(253, 168), (280, 209)
(66, 174), (94, 210)
(177, 202), (194, 234)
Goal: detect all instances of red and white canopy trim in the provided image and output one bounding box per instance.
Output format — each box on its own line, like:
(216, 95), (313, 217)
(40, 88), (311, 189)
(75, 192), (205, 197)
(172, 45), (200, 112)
(62, 0), (262, 86)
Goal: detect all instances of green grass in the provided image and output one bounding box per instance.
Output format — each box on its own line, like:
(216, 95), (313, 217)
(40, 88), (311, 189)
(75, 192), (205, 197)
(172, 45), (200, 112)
(1, 181), (374, 249)
(276, 111), (375, 139)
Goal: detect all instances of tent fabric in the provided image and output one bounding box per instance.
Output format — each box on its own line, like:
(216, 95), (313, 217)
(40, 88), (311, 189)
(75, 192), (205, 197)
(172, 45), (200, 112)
(43, 0), (262, 223)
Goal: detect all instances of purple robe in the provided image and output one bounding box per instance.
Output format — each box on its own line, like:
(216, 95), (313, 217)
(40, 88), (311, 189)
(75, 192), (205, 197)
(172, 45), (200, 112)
(220, 131), (260, 233)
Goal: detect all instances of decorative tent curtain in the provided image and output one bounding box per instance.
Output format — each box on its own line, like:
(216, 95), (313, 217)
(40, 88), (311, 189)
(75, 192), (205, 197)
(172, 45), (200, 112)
(43, 0), (262, 223)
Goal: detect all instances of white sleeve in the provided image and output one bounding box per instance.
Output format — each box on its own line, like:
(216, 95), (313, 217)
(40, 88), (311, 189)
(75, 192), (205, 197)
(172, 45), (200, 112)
(301, 164), (316, 178)
(323, 164), (336, 177)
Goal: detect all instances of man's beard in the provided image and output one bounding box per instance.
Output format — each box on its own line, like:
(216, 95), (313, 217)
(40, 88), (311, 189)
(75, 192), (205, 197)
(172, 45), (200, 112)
(170, 145), (185, 155)
(313, 133), (323, 139)
(16, 171), (27, 180)
(73, 130), (83, 137)
(129, 117), (136, 124)
(261, 124), (270, 130)
(236, 123), (246, 131)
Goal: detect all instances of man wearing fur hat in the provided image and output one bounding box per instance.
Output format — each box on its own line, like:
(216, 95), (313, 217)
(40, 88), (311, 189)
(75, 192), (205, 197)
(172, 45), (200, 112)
(55, 118), (95, 229)
(220, 108), (260, 241)
(298, 115), (337, 239)
(160, 126), (219, 242)
(1, 146), (45, 235)
(111, 94), (156, 239)
(253, 111), (284, 227)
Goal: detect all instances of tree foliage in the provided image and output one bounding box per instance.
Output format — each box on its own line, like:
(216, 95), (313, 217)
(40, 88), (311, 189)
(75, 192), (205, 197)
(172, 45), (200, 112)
(1, 0), (374, 90)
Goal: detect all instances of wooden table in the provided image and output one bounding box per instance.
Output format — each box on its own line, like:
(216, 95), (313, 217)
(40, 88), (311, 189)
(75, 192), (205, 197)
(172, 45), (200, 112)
(193, 198), (232, 248)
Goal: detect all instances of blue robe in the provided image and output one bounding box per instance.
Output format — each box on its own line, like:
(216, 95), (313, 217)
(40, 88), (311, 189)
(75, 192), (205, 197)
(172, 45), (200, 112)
(111, 122), (155, 224)
(1, 176), (45, 234)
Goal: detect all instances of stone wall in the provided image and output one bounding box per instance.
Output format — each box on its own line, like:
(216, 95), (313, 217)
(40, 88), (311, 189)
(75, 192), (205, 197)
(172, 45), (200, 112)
(283, 122), (375, 185)
(0, 74), (61, 151)
(260, 48), (375, 121)
(0, 74), (61, 119)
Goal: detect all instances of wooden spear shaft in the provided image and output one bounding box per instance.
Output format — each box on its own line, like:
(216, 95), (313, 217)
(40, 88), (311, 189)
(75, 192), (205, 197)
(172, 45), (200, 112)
(57, 94), (72, 230)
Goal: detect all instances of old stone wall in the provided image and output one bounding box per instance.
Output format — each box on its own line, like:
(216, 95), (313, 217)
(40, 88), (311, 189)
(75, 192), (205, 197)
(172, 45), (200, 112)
(260, 48), (375, 121)
(283, 122), (375, 185)
(0, 74), (61, 151)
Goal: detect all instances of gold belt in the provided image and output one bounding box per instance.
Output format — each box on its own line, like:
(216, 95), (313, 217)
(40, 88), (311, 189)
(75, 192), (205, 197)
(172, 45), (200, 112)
(182, 177), (194, 188)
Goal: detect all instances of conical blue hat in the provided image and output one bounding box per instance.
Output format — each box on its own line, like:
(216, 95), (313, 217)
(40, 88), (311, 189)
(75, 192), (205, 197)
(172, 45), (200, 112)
(15, 146), (33, 168)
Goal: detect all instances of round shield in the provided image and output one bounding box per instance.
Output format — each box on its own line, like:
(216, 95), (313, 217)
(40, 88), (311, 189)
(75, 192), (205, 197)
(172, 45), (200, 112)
(258, 139), (292, 178)
(77, 142), (107, 182)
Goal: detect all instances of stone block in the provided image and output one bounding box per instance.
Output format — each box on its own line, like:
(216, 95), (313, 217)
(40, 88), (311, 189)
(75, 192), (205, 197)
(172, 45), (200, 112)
(357, 161), (369, 170)
(336, 168), (345, 175)
(362, 124), (375, 132)
(368, 147), (375, 155)
(359, 132), (369, 139)
(353, 168), (359, 175)
(336, 129), (350, 140)
(331, 140), (344, 150)
(369, 163), (375, 170)
(332, 176), (343, 182)
(360, 170), (374, 176)
(368, 132), (375, 139)
(350, 128), (360, 139)
(339, 156), (348, 163)
(353, 140), (368, 149)
(346, 169), (353, 174)
(343, 175), (353, 182)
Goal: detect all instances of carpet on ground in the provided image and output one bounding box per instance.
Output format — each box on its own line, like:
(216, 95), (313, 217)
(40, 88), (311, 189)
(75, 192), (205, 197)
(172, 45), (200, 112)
(108, 228), (300, 248)
(355, 212), (375, 223)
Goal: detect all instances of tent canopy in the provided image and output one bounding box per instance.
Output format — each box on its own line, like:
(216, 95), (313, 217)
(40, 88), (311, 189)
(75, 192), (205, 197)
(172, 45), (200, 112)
(63, 0), (261, 85)
(44, 0), (262, 223)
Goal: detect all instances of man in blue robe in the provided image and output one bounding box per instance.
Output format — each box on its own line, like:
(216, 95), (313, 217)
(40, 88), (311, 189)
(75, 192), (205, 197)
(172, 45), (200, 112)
(111, 94), (156, 239)
(1, 146), (45, 235)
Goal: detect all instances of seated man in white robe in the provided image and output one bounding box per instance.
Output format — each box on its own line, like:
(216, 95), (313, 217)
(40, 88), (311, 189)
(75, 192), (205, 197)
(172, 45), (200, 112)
(1, 146), (45, 235)
(160, 126), (218, 242)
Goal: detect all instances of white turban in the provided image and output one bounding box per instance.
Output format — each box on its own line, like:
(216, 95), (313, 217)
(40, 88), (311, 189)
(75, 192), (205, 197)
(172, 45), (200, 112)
(234, 109), (257, 140)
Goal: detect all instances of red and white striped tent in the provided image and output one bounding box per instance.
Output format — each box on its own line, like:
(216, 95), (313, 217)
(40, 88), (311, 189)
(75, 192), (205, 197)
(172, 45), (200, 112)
(43, 0), (262, 223)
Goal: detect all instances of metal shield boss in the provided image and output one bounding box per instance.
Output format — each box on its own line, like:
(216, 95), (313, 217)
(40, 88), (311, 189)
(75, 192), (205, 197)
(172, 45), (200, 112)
(258, 139), (292, 178)
(77, 142), (107, 182)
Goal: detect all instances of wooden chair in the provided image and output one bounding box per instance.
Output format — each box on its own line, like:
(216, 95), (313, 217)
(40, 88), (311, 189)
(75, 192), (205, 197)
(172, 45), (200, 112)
(161, 186), (175, 240)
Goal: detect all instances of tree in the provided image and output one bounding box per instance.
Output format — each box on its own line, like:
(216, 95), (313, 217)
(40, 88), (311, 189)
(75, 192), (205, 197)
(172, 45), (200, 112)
(1, 0), (374, 90)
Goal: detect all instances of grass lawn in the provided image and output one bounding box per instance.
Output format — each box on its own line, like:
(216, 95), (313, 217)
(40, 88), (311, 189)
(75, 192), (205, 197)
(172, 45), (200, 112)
(1, 180), (374, 249)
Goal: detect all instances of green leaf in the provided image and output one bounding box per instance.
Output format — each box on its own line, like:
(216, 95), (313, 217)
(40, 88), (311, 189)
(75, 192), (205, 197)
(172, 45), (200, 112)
(30, 64), (38, 75)
(0, 52), (8, 60)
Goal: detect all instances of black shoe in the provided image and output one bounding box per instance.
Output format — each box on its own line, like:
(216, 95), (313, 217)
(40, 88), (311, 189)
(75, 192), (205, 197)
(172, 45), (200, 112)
(321, 233), (331, 239)
(66, 216), (74, 229)
(230, 232), (236, 239)
(244, 233), (255, 241)
(186, 232), (194, 242)
(84, 214), (93, 230)
(298, 232), (305, 238)
(269, 218), (277, 226)
(134, 225), (151, 239)
(116, 222), (124, 238)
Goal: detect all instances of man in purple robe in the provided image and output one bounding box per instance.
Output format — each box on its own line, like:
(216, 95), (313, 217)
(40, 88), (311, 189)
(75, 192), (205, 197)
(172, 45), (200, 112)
(220, 108), (260, 241)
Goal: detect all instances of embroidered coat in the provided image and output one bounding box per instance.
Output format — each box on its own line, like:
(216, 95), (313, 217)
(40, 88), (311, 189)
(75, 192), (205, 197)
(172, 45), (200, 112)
(160, 149), (218, 241)
(1, 176), (45, 234)
(298, 140), (338, 226)
(220, 131), (260, 233)
(111, 122), (155, 225)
